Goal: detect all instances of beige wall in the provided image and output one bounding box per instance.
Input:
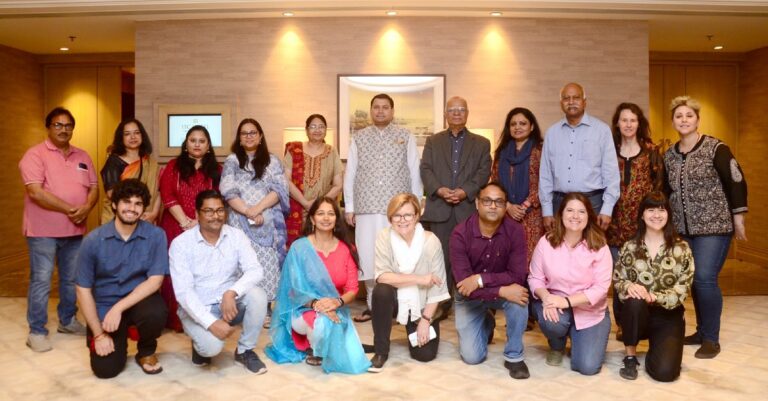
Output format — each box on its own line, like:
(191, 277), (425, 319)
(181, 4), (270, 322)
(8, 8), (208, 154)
(135, 17), (649, 157)
(0, 45), (43, 296)
(738, 47), (768, 265)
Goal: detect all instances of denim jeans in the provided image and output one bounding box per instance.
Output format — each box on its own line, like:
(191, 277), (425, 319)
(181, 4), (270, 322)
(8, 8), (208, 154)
(26, 236), (82, 335)
(454, 294), (528, 364)
(553, 191), (604, 217)
(534, 300), (611, 375)
(178, 287), (267, 356)
(684, 235), (732, 343)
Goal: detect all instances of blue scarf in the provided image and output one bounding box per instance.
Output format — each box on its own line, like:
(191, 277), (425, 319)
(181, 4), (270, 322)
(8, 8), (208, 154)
(498, 139), (532, 204)
(265, 237), (370, 374)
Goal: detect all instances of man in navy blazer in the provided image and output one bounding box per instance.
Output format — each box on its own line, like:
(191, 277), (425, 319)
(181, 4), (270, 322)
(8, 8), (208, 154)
(420, 96), (492, 317)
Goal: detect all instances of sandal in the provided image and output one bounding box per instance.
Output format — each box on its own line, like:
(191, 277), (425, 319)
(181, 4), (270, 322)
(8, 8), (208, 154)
(353, 309), (372, 323)
(305, 349), (323, 366)
(135, 354), (163, 375)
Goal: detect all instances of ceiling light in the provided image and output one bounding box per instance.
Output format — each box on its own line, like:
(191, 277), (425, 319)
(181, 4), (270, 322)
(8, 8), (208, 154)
(713, 45), (724, 50)
(59, 47), (69, 51)
(490, 11), (503, 17)
(386, 10), (397, 16)
(282, 11), (294, 17)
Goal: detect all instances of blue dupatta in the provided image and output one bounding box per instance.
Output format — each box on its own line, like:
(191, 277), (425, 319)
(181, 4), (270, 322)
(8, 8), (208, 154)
(265, 237), (370, 374)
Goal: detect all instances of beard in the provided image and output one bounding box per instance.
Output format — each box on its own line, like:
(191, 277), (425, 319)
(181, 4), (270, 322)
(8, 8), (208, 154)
(116, 212), (140, 225)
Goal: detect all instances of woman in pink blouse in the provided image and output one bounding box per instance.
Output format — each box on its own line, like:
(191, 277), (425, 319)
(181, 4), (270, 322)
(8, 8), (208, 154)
(528, 192), (612, 375)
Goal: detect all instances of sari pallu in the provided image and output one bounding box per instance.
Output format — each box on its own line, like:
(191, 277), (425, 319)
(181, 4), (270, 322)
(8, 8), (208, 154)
(284, 142), (305, 247)
(265, 237), (370, 374)
(100, 155), (160, 223)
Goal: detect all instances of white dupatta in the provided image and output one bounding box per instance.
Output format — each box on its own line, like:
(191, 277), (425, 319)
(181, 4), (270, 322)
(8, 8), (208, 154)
(390, 223), (426, 325)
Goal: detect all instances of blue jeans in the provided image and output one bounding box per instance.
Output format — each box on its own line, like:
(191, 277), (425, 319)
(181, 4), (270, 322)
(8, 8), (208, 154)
(553, 191), (604, 217)
(534, 300), (611, 375)
(454, 294), (528, 364)
(26, 236), (82, 335)
(178, 287), (268, 356)
(684, 235), (731, 343)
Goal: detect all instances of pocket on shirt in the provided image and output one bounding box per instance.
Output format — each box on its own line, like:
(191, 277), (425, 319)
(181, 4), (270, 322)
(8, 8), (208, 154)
(77, 165), (92, 188)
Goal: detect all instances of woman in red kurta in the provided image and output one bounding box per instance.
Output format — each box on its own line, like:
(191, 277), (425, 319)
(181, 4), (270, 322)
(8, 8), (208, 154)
(158, 125), (221, 331)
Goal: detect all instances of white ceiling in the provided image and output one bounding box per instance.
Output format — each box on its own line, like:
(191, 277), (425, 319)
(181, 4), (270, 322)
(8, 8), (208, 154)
(1, 1), (767, 54)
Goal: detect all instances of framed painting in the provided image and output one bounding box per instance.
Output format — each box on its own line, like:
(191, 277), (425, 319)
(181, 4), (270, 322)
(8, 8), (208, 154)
(337, 74), (446, 159)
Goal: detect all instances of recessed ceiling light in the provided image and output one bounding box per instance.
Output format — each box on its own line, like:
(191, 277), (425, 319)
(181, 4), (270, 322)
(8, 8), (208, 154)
(59, 47), (69, 51)
(386, 10), (397, 16)
(490, 11), (503, 17)
(713, 45), (724, 50)
(282, 11), (294, 17)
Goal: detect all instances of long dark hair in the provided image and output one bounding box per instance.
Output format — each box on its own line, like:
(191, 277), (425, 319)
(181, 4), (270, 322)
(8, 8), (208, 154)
(302, 197), (359, 268)
(231, 118), (270, 180)
(109, 118), (153, 157)
(176, 125), (220, 186)
(494, 107), (542, 160)
(611, 102), (653, 150)
(546, 192), (606, 251)
(632, 191), (679, 249)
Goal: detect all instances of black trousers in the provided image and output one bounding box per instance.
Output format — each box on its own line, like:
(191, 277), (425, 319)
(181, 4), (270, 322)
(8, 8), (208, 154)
(620, 298), (685, 382)
(372, 283), (440, 362)
(86, 292), (167, 378)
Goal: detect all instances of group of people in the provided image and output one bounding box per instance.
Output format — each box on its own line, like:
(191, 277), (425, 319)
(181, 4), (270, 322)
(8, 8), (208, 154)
(19, 81), (747, 383)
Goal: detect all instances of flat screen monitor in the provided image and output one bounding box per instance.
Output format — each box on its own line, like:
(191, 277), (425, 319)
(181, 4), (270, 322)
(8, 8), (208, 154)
(167, 114), (223, 147)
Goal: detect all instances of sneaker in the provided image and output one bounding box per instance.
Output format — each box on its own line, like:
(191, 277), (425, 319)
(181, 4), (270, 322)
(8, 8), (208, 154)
(619, 356), (640, 380)
(684, 332), (703, 345)
(545, 349), (564, 366)
(367, 354), (388, 373)
(504, 360), (530, 379)
(191, 345), (211, 366)
(26, 333), (52, 352)
(234, 349), (268, 374)
(57, 319), (87, 336)
(694, 341), (721, 359)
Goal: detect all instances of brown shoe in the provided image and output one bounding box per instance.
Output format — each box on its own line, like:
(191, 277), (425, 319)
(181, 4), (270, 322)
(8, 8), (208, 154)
(694, 341), (720, 359)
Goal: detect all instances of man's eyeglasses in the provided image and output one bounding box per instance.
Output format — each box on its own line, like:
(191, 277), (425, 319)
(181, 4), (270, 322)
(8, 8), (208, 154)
(199, 208), (227, 217)
(391, 213), (416, 222)
(479, 197), (506, 208)
(52, 122), (74, 131)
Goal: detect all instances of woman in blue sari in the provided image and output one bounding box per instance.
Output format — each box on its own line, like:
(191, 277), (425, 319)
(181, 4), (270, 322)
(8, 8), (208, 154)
(266, 197), (370, 374)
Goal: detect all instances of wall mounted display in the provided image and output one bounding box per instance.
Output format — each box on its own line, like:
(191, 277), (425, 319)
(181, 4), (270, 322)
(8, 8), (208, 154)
(156, 103), (232, 157)
(337, 74), (446, 159)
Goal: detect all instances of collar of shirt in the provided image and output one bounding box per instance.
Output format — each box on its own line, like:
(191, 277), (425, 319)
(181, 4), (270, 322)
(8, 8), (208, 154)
(100, 220), (150, 242)
(193, 224), (232, 247)
(560, 112), (595, 129)
(449, 127), (468, 139)
(44, 139), (79, 156)
(467, 213), (510, 240)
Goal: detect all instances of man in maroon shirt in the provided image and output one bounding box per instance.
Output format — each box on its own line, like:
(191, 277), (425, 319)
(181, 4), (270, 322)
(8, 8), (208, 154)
(449, 182), (530, 379)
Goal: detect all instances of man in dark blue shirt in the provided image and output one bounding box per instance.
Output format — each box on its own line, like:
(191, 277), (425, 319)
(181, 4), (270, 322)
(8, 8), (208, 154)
(75, 179), (168, 378)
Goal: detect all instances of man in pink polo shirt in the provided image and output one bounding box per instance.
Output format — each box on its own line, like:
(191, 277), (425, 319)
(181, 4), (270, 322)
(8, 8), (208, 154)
(19, 107), (98, 352)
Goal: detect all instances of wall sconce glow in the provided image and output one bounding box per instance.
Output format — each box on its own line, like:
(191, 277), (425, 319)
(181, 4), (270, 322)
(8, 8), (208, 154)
(386, 10), (398, 16)
(490, 11), (503, 17)
(282, 11), (294, 17)
(59, 47), (69, 51)
(713, 45), (724, 50)
(382, 28), (404, 46)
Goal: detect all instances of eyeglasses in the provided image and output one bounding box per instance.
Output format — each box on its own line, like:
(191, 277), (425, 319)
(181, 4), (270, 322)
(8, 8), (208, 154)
(52, 122), (74, 131)
(199, 208), (227, 217)
(479, 197), (506, 208)
(391, 213), (416, 222)
(239, 131), (259, 137)
(446, 107), (468, 114)
(308, 124), (326, 130)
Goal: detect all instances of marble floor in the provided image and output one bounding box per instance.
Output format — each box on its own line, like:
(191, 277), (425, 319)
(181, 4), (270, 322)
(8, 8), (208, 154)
(0, 296), (766, 401)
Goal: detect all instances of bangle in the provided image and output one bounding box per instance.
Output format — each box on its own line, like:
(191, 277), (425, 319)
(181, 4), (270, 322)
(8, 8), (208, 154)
(565, 297), (572, 309)
(337, 297), (345, 307)
(421, 313), (433, 323)
(93, 331), (108, 340)
(310, 299), (318, 309)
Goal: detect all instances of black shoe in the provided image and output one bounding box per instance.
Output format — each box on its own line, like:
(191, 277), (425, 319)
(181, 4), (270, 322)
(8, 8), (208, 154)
(234, 349), (268, 374)
(504, 360), (530, 379)
(694, 341), (721, 359)
(362, 343), (375, 353)
(619, 356), (639, 380)
(368, 354), (388, 373)
(191, 345), (211, 366)
(683, 332), (703, 345)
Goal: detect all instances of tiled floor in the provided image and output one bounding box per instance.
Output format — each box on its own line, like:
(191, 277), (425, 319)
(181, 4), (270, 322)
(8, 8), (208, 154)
(1, 296), (766, 401)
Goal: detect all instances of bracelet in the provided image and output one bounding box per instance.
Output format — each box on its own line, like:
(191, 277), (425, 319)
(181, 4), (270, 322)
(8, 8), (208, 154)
(421, 313), (433, 323)
(93, 331), (108, 340)
(565, 297), (572, 309)
(310, 299), (318, 309)
(337, 297), (345, 307)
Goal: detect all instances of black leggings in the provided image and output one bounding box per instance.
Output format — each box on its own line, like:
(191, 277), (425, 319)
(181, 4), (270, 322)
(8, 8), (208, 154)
(620, 298), (685, 382)
(371, 283), (440, 362)
(86, 292), (167, 379)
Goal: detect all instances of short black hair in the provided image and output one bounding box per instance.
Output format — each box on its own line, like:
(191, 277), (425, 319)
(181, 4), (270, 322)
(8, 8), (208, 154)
(45, 107), (75, 128)
(478, 181), (507, 199)
(110, 179), (150, 211)
(195, 189), (225, 210)
(370, 93), (394, 108)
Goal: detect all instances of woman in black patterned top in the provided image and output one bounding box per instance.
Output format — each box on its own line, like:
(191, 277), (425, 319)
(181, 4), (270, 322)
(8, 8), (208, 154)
(613, 191), (694, 382)
(663, 96), (748, 360)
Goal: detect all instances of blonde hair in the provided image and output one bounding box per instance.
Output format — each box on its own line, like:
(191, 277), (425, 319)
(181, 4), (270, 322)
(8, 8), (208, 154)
(669, 96), (701, 118)
(386, 193), (421, 221)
